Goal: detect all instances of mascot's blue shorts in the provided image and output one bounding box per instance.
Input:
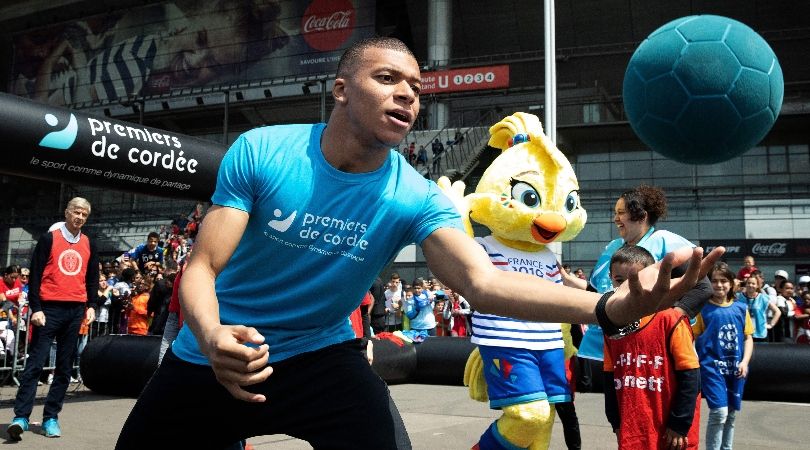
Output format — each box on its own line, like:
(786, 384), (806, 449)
(478, 345), (571, 409)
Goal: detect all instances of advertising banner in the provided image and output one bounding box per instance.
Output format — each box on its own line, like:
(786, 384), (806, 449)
(699, 239), (746, 257)
(9, 0), (374, 107)
(700, 239), (809, 260)
(0, 93), (222, 201)
(420, 65), (510, 95)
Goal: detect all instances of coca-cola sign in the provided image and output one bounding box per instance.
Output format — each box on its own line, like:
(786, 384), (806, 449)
(751, 242), (788, 256)
(302, 0), (355, 52)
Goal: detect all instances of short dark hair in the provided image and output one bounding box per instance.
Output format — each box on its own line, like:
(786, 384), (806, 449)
(620, 185), (668, 225)
(147, 232), (160, 240)
(120, 267), (138, 283)
(610, 245), (655, 270)
(336, 36), (415, 79)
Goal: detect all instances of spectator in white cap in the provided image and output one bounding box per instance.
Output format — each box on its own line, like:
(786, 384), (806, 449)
(798, 275), (810, 299)
(774, 270), (789, 290)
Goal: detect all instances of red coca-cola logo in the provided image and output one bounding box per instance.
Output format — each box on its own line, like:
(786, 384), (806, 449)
(302, 0), (355, 51)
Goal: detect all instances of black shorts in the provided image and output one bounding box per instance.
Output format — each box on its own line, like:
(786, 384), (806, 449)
(116, 339), (410, 449)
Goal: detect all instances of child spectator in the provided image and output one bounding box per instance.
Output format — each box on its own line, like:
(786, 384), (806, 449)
(692, 262), (754, 450)
(774, 280), (797, 341)
(444, 290), (471, 337)
(736, 276), (780, 343)
(383, 275), (403, 332)
(402, 278), (436, 341)
(433, 289), (449, 336)
(401, 289), (414, 331)
(603, 246), (700, 449)
(736, 256), (758, 281)
(126, 278), (153, 336)
(794, 292), (810, 344)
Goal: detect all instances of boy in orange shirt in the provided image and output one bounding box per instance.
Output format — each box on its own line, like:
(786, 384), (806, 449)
(603, 246), (701, 449)
(127, 278), (152, 336)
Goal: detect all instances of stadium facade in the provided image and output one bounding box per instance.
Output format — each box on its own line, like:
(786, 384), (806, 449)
(0, 0), (807, 281)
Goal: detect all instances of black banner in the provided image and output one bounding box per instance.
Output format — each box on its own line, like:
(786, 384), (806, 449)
(700, 239), (810, 260)
(0, 93), (223, 201)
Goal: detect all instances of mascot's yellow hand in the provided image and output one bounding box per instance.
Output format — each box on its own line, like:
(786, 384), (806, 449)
(464, 347), (489, 402)
(437, 176), (474, 237)
(560, 323), (578, 360)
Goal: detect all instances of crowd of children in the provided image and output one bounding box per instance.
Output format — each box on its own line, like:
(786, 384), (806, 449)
(369, 273), (471, 343)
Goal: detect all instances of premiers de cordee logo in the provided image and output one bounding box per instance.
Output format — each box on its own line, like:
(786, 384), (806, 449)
(39, 113), (78, 150)
(38, 111), (199, 173)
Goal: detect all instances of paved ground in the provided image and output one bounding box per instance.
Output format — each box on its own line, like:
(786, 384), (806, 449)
(0, 382), (806, 449)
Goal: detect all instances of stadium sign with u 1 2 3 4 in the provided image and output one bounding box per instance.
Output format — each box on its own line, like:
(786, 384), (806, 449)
(0, 93), (224, 201)
(420, 65), (509, 94)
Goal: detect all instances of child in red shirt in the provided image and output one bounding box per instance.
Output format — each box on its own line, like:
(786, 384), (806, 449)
(603, 246), (701, 450)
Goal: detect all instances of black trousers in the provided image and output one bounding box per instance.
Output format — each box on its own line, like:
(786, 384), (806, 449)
(14, 302), (84, 420)
(116, 339), (411, 449)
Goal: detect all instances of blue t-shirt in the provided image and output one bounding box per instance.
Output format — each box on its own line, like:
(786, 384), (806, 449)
(408, 290), (436, 330)
(172, 124), (462, 364)
(127, 243), (164, 272)
(736, 292), (770, 339)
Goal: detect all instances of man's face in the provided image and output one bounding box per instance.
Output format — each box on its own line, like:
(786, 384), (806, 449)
(65, 206), (89, 232)
(337, 47), (421, 148)
(147, 236), (159, 251)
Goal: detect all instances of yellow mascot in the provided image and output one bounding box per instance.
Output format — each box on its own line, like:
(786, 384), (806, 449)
(438, 112), (586, 450)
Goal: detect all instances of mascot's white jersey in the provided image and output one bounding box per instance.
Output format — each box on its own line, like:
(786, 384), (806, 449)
(471, 236), (563, 350)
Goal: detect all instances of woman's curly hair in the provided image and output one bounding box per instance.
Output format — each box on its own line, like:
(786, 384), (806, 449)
(620, 184), (668, 225)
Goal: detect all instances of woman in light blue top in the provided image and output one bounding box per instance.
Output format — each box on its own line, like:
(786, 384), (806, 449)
(568, 185), (711, 361)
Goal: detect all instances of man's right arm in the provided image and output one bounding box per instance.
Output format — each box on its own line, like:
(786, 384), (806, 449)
(179, 204), (272, 403)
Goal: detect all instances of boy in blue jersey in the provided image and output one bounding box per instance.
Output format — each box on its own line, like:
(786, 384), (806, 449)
(115, 37), (724, 449)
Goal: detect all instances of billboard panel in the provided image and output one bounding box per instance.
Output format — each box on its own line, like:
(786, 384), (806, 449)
(420, 65), (510, 95)
(9, 0), (375, 107)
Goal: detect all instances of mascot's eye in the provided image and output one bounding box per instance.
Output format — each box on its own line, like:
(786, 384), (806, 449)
(565, 191), (580, 212)
(511, 182), (540, 208)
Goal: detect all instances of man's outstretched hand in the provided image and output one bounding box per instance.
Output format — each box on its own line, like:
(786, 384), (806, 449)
(606, 246), (725, 326)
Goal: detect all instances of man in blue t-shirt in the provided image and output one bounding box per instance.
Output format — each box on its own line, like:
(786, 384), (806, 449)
(116, 37), (724, 450)
(126, 231), (164, 275)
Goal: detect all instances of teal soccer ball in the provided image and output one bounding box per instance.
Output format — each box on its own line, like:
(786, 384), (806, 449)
(623, 15), (783, 164)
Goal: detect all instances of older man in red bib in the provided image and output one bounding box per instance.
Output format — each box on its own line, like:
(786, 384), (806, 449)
(7, 197), (99, 441)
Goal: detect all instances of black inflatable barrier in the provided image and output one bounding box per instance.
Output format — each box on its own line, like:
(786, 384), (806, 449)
(413, 337), (476, 385)
(370, 339), (417, 385)
(576, 343), (810, 403)
(80, 334), (160, 398)
(80, 335), (810, 404)
(745, 343), (810, 403)
(0, 93), (224, 201)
